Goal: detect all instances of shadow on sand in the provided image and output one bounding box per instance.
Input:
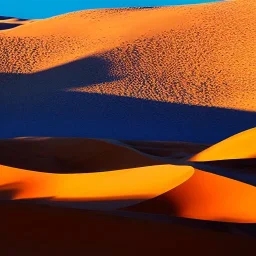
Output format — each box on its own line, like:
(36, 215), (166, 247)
(1, 54), (256, 143)
(0, 197), (255, 237)
(0, 23), (21, 30)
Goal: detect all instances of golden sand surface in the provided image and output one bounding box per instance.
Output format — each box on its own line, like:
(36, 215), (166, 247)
(0, 0), (255, 111)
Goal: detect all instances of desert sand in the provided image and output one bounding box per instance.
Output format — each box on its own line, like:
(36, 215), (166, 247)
(1, 130), (256, 223)
(0, 0), (256, 254)
(190, 127), (256, 161)
(0, 0), (255, 142)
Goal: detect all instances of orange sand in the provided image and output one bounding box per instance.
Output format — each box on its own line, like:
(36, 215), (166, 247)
(190, 127), (256, 161)
(0, 163), (194, 209)
(1, 134), (256, 221)
(0, 0), (255, 111)
(125, 168), (256, 223)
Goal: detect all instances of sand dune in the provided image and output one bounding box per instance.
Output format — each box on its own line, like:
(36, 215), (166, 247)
(190, 127), (256, 161)
(1, 133), (256, 221)
(0, 0), (256, 250)
(0, 0), (255, 142)
(0, 137), (162, 173)
(125, 168), (256, 223)
(0, 161), (194, 210)
(0, 0), (255, 111)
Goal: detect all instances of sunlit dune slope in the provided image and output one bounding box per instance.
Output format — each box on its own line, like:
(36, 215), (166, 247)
(125, 168), (256, 223)
(0, 0), (255, 111)
(0, 163), (194, 210)
(1, 202), (254, 256)
(190, 127), (256, 162)
(0, 137), (163, 173)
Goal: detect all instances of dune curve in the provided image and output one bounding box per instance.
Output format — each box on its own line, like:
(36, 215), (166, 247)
(125, 168), (256, 223)
(0, 163), (194, 210)
(190, 127), (256, 162)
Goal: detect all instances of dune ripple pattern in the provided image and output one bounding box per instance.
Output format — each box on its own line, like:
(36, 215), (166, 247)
(0, 1), (256, 143)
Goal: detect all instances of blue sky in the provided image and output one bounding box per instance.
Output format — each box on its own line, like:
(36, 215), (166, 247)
(1, 0), (221, 19)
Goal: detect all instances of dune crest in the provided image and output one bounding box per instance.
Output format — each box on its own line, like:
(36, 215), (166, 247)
(125, 168), (256, 223)
(190, 127), (256, 162)
(1, 131), (256, 221)
(0, 163), (194, 210)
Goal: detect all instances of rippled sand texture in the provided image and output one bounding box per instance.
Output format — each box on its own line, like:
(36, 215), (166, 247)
(0, 0), (255, 111)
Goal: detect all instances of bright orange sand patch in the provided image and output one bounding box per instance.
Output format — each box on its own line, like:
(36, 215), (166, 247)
(1, 132), (256, 221)
(125, 169), (256, 223)
(1, 202), (254, 255)
(0, 164), (194, 209)
(190, 127), (256, 161)
(0, 0), (255, 111)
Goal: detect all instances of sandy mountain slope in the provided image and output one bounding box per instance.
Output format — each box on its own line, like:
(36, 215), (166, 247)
(0, 0), (255, 111)
(0, 0), (255, 142)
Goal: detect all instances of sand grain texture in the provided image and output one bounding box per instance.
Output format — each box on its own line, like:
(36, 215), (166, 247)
(0, 0), (255, 110)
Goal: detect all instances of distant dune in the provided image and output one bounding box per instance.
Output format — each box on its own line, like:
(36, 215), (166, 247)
(0, 0), (255, 141)
(190, 127), (256, 161)
(0, 0), (255, 111)
(0, 16), (33, 30)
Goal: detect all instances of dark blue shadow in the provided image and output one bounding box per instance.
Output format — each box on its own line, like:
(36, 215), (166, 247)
(1, 55), (255, 143)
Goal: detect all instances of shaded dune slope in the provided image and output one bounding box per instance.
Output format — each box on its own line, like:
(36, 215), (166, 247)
(124, 168), (256, 223)
(122, 128), (256, 223)
(0, 0), (255, 142)
(0, 16), (33, 31)
(1, 201), (255, 256)
(1, 128), (256, 222)
(0, 138), (163, 173)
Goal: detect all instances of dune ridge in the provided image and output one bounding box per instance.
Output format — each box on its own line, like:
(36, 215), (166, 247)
(190, 127), (256, 161)
(0, 162), (194, 210)
(1, 127), (256, 222)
